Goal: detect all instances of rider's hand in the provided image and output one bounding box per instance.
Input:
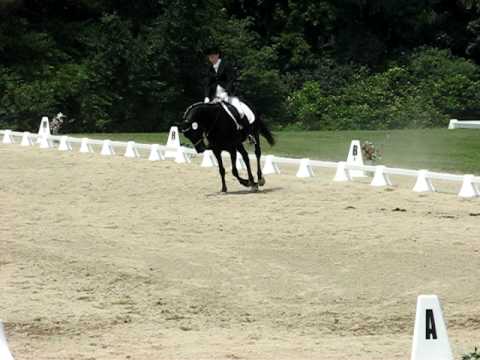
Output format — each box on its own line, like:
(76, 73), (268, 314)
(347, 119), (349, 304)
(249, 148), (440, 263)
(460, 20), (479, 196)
(204, 97), (210, 103)
(219, 92), (228, 102)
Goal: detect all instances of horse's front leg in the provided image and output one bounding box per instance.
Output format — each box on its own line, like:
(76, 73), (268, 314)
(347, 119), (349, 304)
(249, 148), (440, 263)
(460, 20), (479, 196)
(213, 149), (227, 192)
(253, 133), (265, 186)
(230, 150), (250, 188)
(237, 144), (258, 190)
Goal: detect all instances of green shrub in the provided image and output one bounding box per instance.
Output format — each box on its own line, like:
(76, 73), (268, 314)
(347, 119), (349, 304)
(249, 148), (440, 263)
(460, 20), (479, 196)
(288, 48), (480, 130)
(462, 347), (480, 360)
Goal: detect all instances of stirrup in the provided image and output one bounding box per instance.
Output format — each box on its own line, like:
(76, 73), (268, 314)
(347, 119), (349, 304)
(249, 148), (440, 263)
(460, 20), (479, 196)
(247, 134), (256, 145)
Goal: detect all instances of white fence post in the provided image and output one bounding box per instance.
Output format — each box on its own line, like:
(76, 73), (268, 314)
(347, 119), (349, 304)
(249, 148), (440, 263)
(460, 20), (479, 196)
(79, 138), (94, 153)
(201, 150), (217, 167)
(458, 174), (479, 198)
(262, 155), (280, 175)
(58, 136), (72, 151)
(296, 158), (314, 178)
(413, 170), (435, 193)
(2, 130), (15, 144)
(148, 144), (164, 161)
(124, 141), (140, 158)
(370, 165), (392, 187)
(0, 321), (14, 360)
(333, 161), (351, 182)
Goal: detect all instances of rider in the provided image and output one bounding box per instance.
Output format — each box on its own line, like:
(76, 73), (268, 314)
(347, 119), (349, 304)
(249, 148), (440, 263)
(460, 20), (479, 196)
(203, 46), (255, 142)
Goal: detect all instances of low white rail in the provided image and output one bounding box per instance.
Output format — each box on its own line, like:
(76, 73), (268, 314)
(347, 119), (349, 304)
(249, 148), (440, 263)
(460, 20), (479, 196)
(1, 129), (479, 198)
(448, 119), (480, 129)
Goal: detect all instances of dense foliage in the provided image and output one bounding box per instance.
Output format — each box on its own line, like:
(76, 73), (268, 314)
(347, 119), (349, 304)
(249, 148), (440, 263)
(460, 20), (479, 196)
(1, 0), (480, 132)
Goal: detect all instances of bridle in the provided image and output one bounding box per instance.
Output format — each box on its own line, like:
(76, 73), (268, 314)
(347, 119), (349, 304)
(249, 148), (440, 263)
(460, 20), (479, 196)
(181, 103), (222, 145)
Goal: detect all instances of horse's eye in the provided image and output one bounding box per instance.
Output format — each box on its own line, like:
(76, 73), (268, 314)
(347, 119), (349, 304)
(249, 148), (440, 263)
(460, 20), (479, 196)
(192, 122), (198, 130)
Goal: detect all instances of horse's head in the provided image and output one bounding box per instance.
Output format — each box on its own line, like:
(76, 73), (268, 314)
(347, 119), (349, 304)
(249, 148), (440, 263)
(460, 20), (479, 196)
(179, 102), (208, 153)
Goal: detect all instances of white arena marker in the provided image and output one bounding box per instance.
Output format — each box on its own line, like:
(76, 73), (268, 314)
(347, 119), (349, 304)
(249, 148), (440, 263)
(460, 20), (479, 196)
(36, 116), (51, 144)
(201, 150), (217, 167)
(124, 141), (139, 158)
(235, 152), (246, 170)
(148, 144), (164, 161)
(296, 158), (314, 178)
(79, 138), (93, 153)
(38, 135), (52, 149)
(174, 147), (190, 164)
(100, 140), (115, 156)
(20, 132), (33, 146)
(346, 140), (366, 178)
(0, 321), (14, 360)
(447, 119), (458, 129)
(458, 174), (479, 198)
(262, 155), (280, 175)
(165, 126), (180, 159)
(410, 295), (453, 360)
(2, 130), (14, 144)
(413, 170), (435, 193)
(370, 165), (392, 187)
(333, 161), (351, 182)
(58, 136), (72, 151)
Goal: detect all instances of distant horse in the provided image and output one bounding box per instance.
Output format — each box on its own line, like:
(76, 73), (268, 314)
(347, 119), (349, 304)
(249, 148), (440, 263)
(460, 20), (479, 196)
(180, 101), (275, 192)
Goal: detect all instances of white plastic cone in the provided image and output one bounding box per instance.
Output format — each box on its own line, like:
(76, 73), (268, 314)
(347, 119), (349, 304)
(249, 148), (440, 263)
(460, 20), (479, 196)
(2, 130), (14, 144)
(100, 140), (115, 156)
(124, 141), (139, 158)
(201, 150), (217, 167)
(148, 144), (165, 161)
(448, 119), (458, 130)
(333, 161), (351, 182)
(174, 147), (190, 164)
(370, 165), (392, 187)
(20, 132), (33, 146)
(165, 126), (180, 159)
(262, 155), (280, 175)
(296, 158), (314, 178)
(413, 170), (435, 193)
(346, 140), (366, 177)
(458, 174), (480, 198)
(410, 295), (453, 360)
(0, 321), (14, 360)
(38, 135), (51, 149)
(79, 138), (93, 153)
(58, 136), (72, 151)
(235, 153), (246, 170)
(36, 116), (51, 144)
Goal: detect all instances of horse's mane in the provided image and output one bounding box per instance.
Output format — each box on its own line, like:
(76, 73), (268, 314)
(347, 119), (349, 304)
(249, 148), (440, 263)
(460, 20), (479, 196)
(183, 102), (219, 121)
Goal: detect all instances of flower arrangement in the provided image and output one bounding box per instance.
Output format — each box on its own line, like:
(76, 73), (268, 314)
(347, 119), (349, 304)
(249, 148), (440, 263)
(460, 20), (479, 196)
(50, 112), (65, 134)
(361, 141), (382, 162)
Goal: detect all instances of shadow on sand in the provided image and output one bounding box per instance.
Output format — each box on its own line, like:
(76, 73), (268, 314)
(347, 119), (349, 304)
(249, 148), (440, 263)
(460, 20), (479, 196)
(205, 187), (283, 197)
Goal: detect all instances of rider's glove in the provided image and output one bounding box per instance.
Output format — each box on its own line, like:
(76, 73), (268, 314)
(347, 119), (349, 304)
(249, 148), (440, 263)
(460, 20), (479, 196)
(204, 97), (210, 103)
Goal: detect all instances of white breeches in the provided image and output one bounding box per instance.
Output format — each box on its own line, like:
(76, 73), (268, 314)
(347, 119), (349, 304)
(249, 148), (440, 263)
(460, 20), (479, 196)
(214, 86), (255, 124)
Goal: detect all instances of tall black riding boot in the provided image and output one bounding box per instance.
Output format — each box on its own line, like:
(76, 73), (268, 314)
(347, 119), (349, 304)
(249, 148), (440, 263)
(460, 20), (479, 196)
(239, 116), (255, 144)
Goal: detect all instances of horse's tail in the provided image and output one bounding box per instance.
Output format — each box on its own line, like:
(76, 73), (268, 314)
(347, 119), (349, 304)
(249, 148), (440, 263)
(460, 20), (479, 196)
(255, 117), (275, 146)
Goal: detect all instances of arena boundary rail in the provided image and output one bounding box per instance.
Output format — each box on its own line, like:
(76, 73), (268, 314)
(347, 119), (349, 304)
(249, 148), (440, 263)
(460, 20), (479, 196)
(1, 129), (479, 198)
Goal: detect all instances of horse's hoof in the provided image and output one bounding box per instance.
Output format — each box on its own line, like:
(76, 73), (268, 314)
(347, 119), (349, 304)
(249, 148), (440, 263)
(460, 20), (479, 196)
(258, 177), (266, 187)
(250, 184), (259, 192)
(239, 179), (250, 187)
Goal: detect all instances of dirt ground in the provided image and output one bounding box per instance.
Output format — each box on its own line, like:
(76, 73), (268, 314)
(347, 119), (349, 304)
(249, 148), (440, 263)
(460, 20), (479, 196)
(1, 143), (480, 360)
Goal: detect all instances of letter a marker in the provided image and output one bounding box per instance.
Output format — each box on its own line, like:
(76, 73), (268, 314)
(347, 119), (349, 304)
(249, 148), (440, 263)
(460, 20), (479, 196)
(410, 295), (453, 360)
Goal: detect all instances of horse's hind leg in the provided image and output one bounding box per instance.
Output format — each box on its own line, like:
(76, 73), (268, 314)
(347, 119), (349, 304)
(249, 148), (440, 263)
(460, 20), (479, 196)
(230, 150), (250, 187)
(214, 149), (227, 192)
(253, 132), (265, 186)
(237, 144), (257, 190)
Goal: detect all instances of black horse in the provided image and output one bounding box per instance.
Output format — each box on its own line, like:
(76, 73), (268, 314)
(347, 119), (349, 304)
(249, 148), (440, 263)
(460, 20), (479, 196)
(180, 101), (275, 192)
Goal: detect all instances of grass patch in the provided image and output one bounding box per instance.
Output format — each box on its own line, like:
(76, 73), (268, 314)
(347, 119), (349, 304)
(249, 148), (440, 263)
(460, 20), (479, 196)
(72, 128), (480, 174)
